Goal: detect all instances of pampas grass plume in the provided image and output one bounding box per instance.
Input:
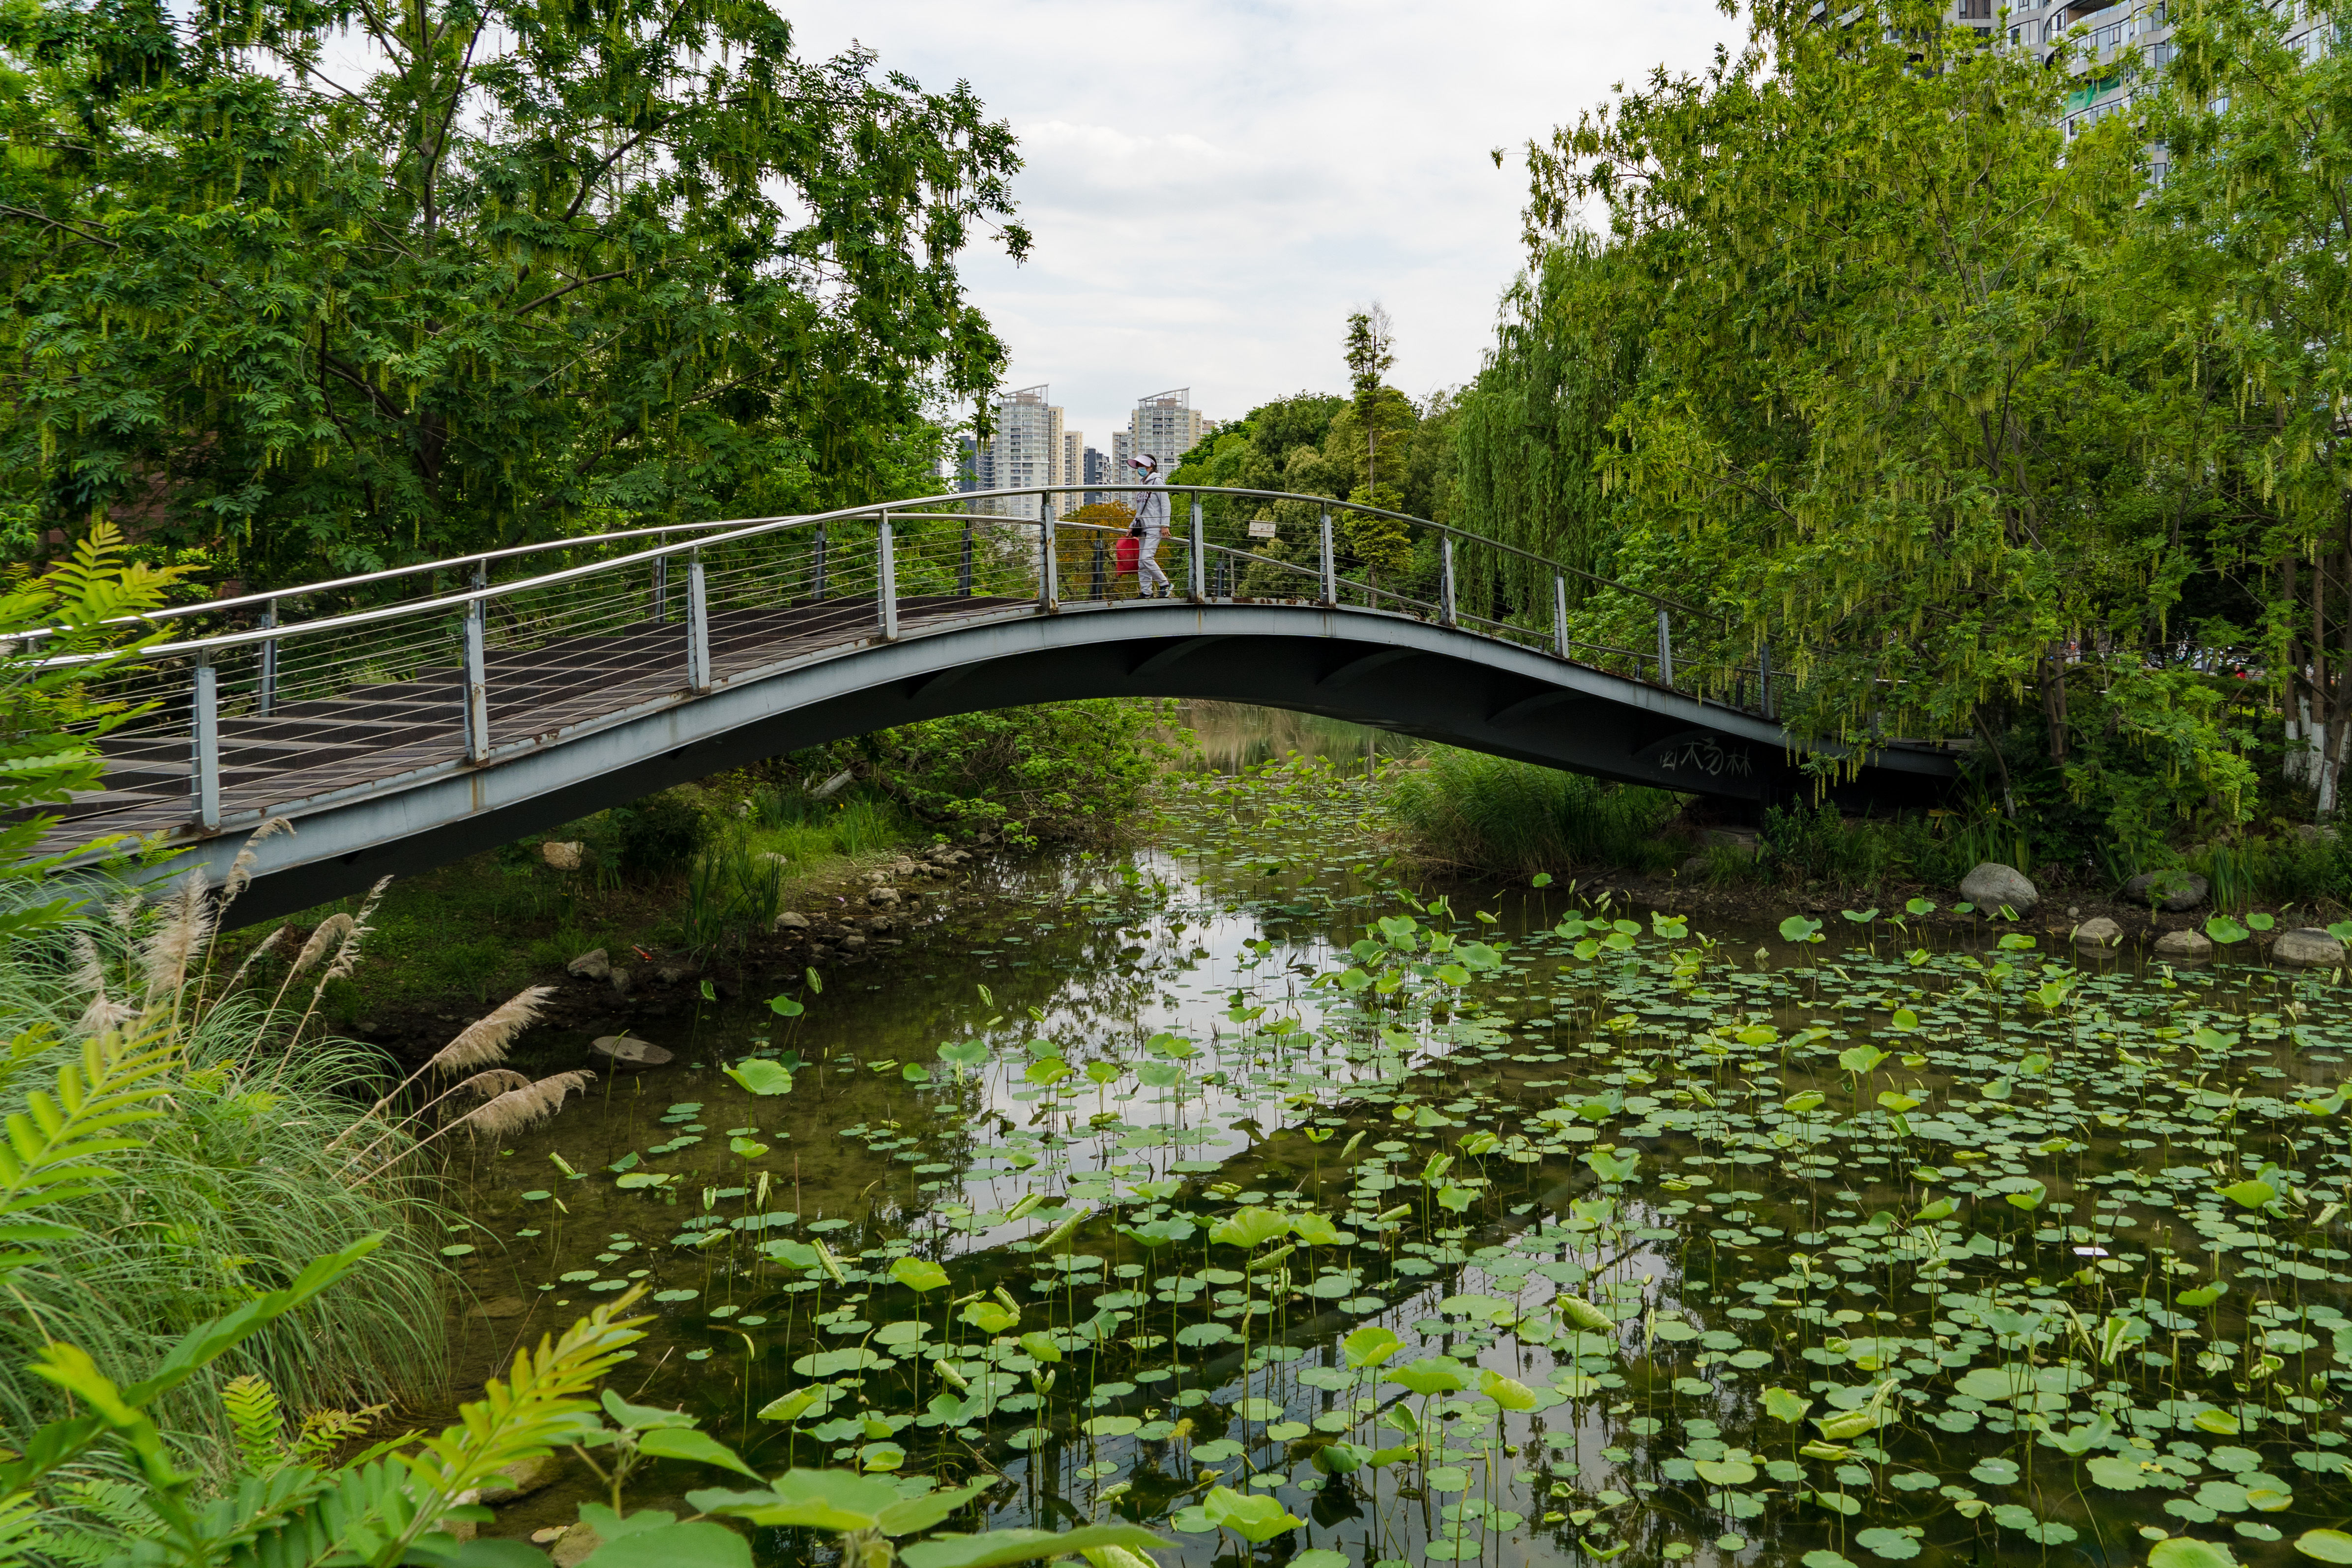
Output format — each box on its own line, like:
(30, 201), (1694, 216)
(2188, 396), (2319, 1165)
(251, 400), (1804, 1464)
(432, 986), (555, 1073)
(456, 1071), (594, 1140)
(290, 915), (354, 977)
(451, 1069), (531, 1102)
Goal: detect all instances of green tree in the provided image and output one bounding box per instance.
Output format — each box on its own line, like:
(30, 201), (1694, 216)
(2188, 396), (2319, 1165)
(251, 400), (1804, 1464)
(0, 0), (1027, 582)
(1456, 234), (1645, 609)
(2140, 0), (2352, 816)
(1515, 0), (2235, 844)
(1343, 303), (1398, 499)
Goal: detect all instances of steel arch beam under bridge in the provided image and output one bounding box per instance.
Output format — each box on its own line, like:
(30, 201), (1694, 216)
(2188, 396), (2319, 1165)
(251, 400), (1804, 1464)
(152, 600), (1956, 923)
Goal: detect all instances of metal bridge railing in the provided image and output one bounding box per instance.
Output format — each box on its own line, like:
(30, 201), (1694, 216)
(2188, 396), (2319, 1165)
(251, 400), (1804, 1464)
(34, 485), (1784, 838)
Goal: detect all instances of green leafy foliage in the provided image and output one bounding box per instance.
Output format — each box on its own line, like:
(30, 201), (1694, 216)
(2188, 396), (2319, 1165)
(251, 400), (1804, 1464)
(0, 0), (1026, 573)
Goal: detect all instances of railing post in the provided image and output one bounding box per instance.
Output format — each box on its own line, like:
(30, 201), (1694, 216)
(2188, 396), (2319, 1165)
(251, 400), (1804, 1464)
(257, 598), (279, 716)
(1552, 575), (1569, 658)
(1038, 495), (1058, 611)
(686, 548), (711, 693)
(1761, 642), (1775, 718)
(462, 596), (490, 763)
(653, 554), (669, 624)
(192, 651), (221, 831)
(1189, 497), (1205, 601)
(1656, 607), (1674, 689)
(1440, 534), (1457, 626)
(959, 517), (974, 597)
(813, 525), (828, 602)
(1319, 510), (1337, 606)
(878, 513), (899, 640)
(1091, 532), (1105, 601)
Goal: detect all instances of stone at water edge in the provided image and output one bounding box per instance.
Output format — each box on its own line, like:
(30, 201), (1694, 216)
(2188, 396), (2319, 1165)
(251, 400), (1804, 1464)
(2072, 916), (2123, 948)
(565, 947), (609, 980)
(551, 1523), (602, 1568)
(592, 1034), (673, 1066)
(477, 1453), (564, 1504)
(2275, 927), (2348, 967)
(1959, 861), (2038, 915)
(1680, 853), (1711, 878)
(609, 967), (633, 996)
(540, 840), (585, 871)
(2154, 928), (2214, 962)
(2122, 869), (2209, 912)
(774, 910), (811, 930)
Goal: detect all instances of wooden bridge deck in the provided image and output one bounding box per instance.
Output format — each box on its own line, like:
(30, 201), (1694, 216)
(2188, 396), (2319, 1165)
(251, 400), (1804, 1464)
(44, 594), (1026, 858)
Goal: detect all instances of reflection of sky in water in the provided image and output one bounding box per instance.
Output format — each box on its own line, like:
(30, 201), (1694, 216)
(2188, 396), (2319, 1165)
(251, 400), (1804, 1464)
(941, 846), (1420, 1249)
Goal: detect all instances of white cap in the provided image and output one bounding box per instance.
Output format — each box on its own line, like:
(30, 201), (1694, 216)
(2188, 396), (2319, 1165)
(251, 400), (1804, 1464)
(1128, 453), (1158, 472)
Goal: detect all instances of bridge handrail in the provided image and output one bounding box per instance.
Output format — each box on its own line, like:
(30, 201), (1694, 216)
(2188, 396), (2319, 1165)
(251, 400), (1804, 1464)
(24, 516), (787, 639)
(28, 481), (1809, 842)
(27, 484), (1718, 665)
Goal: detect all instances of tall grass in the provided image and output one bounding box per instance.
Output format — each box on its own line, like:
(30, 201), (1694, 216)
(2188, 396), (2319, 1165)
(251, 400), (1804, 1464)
(748, 788), (913, 863)
(0, 845), (588, 1474)
(1386, 748), (1682, 875)
(682, 828), (788, 953)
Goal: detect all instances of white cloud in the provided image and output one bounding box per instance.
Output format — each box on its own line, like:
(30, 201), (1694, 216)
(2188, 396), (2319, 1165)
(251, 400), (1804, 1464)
(792, 0), (1742, 446)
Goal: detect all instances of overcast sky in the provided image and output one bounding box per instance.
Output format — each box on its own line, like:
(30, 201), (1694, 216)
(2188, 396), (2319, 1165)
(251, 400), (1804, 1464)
(781, 0), (1745, 450)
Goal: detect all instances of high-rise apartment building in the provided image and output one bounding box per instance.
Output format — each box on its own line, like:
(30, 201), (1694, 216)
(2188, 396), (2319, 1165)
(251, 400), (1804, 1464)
(960, 385), (1222, 513)
(1833, 0), (2327, 148)
(1127, 388), (1213, 471)
(964, 385), (1076, 518)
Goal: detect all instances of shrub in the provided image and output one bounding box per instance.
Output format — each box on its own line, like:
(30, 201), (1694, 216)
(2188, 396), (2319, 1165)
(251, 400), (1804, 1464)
(1385, 748), (1682, 875)
(591, 786), (710, 875)
(820, 701), (1179, 847)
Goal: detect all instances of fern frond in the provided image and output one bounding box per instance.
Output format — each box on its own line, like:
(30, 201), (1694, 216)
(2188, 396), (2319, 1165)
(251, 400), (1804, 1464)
(0, 1026), (177, 1274)
(390, 1290), (650, 1549)
(286, 1404), (384, 1466)
(57, 1479), (153, 1535)
(0, 1489), (46, 1568)
(221, 1376), (284, 1476)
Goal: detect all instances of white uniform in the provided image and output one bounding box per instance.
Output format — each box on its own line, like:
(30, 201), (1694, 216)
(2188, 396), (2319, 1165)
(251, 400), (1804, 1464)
(1132, 463), (1171, 596)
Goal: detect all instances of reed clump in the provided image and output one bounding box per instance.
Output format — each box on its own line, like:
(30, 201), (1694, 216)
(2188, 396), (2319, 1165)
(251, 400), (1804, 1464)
(0, 832), (591, 1474)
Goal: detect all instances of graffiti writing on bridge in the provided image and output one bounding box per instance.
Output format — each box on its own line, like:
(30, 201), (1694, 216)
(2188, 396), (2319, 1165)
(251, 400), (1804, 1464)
(1655, 737), (1754, 779)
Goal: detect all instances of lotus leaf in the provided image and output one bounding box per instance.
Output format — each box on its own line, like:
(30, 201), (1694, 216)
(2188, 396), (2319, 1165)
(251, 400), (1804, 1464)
(1384, 1359), (1473, 1395)
(899, 1526), (1178, 1568)
(1197, 1487), (1303, 1543)
(2150, 1541), (2238, 1568)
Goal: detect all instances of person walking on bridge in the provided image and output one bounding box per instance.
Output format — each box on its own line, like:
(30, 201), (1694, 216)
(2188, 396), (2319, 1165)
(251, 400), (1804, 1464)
(1128, 452), (1172, 598)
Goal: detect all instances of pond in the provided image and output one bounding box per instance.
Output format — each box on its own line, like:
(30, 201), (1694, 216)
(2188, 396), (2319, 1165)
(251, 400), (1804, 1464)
(450, 751), (2352, 1568)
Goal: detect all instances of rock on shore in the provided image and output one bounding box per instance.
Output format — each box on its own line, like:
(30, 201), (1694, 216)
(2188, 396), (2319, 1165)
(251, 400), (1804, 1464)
(2275, 927), (2347, 967)
(2072, 916), (2122, 948)
(1959, 862), (2037, 916)
(2154, 928), (2213, 963)
(2122, 869), (2208, 912)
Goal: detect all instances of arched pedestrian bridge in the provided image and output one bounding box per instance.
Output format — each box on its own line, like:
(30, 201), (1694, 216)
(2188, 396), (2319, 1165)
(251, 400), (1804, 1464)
(37, 487), (1957, 920)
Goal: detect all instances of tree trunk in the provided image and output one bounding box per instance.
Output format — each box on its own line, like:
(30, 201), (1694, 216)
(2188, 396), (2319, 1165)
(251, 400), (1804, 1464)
(2040, 639), (2069, 768)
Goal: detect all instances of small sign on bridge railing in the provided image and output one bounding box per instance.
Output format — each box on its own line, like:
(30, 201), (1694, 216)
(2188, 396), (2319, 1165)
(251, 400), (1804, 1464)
(1247, 520), (1278, 539)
